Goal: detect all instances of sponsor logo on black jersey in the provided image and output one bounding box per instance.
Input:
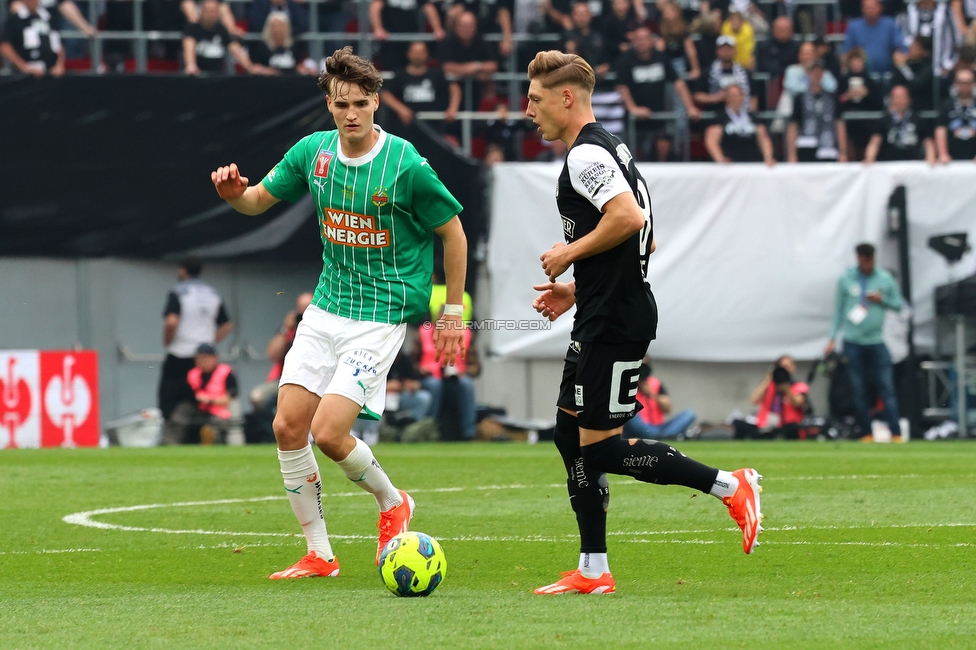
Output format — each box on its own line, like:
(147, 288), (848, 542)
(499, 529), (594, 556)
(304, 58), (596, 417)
(561, 215), (575, 239)
(578, 161), (615, 198)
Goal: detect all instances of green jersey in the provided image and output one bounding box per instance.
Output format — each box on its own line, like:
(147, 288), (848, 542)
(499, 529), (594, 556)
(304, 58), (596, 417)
(261, 126), (463, 324)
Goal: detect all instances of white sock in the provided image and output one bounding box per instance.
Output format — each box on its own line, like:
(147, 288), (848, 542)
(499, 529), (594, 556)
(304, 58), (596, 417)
(579, 552), (610, 578)
(709, 469), (739, 500)
(278, 445), (334, 560)
(335, 437), (403, 511)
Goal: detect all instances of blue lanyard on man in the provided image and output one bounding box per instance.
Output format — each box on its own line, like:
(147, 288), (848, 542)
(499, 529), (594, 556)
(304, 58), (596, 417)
(859, 273), (869, 306)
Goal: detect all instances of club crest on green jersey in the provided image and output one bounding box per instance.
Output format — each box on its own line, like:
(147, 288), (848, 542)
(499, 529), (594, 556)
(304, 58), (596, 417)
(371, 187), (390, 208)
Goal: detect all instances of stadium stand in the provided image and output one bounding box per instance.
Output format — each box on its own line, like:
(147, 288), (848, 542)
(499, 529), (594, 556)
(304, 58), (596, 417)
(3, 0), (975, 162)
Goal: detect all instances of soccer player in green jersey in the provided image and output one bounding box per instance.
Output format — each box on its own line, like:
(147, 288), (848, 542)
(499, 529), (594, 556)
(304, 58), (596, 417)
(211, 47), (467, 580)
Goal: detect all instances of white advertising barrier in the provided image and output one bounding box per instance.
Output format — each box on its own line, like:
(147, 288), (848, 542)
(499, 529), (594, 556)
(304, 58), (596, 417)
(488, 161), (976, 361)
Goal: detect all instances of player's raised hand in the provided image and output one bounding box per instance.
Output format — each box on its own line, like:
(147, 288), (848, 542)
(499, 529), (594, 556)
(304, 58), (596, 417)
(432, 315), (465, 367)
(211, 163), (249, 200)
(532, 282), (575, 321)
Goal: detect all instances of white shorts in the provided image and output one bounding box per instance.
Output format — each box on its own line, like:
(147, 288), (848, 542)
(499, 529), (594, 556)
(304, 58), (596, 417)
(279, 305), (406, 420)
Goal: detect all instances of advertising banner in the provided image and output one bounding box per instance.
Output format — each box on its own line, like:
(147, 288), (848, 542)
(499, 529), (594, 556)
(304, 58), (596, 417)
(1, 350), (99, 448)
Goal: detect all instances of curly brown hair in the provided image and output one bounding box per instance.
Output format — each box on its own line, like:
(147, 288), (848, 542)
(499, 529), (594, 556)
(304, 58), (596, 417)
(318, 46), (383, 96)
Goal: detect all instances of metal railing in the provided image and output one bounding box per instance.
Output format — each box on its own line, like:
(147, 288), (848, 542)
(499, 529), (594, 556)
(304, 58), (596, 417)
(2, 0), (952, 160)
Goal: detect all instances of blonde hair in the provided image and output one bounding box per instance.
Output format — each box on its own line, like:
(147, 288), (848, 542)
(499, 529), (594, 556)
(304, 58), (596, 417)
(527, 50), (595, 93)
(262, 11), (293, 50)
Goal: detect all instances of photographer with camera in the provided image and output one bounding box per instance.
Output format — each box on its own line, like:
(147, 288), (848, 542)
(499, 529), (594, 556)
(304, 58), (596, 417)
(734, 355), (809, 439)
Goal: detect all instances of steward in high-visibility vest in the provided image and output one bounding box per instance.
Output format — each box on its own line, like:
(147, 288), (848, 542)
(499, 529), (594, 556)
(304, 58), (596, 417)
(186, 343), (238, 419)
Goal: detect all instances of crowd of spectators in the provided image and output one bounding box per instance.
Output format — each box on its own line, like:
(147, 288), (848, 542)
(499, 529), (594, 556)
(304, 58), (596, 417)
(4, 0), (976, 164)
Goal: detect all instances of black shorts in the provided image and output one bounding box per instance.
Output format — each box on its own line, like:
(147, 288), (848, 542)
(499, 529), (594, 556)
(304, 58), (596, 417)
(556, 340), (649, 431)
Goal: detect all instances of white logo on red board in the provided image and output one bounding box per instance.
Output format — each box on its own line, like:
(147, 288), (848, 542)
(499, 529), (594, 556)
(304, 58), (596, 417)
(0, 352), (40, 448)
(0, 350), (99, 448)
(313, 150), (335, 178)
(43, 352), (96, 447)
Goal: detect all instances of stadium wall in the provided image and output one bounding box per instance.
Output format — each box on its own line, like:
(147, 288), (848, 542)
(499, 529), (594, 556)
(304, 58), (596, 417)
(0, 257), (320, 424)
(0, 256), (804, 425)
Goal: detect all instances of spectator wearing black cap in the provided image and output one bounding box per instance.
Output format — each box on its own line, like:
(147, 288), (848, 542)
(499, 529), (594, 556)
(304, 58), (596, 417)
(935, 67), (976, 162)
(693, 34), (757, 112)
(162, 343), (239, 445)
(787, 59), (848, 162)
(623, 362), (697, 440)
(159, 257), (233, 433)
(705, 84), (775, 163)
(863, 85), (936, 164)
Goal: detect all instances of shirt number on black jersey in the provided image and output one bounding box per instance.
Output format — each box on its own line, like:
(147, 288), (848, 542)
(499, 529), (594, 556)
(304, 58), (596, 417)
(635, 178), (652, 272)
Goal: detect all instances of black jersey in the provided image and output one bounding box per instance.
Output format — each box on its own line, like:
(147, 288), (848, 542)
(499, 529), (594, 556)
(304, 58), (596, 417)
(557, 122), (657, 343)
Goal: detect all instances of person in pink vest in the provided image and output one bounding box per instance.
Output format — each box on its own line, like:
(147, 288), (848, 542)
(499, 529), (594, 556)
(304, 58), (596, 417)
(162, 343), (239, 445)
(734, 355), (809, 439)
(623, 363), (697, 440)
(417, 320), (477, 440)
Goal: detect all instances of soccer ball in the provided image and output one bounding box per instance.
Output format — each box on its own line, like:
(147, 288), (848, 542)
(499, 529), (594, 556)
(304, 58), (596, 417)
(378, 531), (447, 597)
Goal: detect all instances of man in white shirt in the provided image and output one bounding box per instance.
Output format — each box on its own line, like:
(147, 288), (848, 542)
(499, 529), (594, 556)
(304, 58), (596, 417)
(158, 257), (233, 426)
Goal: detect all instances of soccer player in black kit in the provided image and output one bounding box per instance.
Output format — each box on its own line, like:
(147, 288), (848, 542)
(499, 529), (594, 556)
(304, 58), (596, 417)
(525, 51), (764, 595)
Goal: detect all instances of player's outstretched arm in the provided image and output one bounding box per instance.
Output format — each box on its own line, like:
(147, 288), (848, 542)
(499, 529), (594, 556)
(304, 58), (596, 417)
(211, 163), (279, 215)
(432, 216), (467, 367)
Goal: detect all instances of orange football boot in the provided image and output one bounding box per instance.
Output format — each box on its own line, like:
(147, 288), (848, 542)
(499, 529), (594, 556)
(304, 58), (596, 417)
(534, 569), (616, 595)
(723, 468), (764, 554)
(376, 490), (415, 565)
(268, 552), (340, 580)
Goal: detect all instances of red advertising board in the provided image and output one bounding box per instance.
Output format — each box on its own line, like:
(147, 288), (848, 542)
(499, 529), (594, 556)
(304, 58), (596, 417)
(1, 350), (99, 448)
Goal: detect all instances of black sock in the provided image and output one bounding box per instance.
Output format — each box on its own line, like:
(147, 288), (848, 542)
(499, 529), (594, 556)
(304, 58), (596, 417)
(581, 435), (718, 494)
(554, 410), (608, 554)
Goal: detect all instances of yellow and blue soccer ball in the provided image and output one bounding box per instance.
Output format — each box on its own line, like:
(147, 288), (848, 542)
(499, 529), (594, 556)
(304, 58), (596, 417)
(378, 531), (447, 597)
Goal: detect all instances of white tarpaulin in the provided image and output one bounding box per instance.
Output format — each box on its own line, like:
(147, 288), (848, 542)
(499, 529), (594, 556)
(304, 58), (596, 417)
(488, 161), (976, 361)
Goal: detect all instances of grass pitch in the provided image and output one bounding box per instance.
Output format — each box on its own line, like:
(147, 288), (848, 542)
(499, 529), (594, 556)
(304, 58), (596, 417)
(1, 441), (975, 649)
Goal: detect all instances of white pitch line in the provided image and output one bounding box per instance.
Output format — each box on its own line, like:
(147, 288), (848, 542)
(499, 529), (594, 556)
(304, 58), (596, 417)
(7, 535), (976, 558)
(60, 484), (567, 537)
(0, 548), (103, 556)
(58, 480), (976, 545)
